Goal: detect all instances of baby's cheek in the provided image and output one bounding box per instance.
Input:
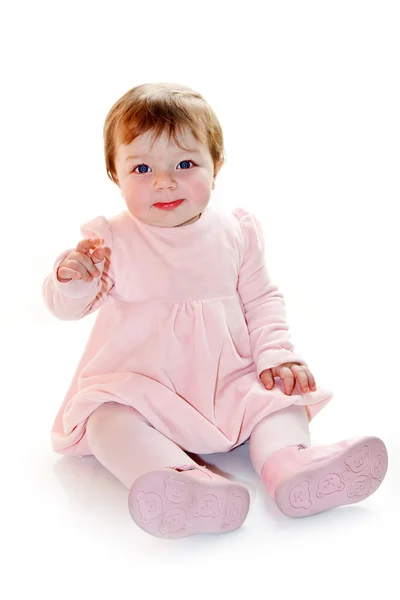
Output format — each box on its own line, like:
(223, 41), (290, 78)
(189, 180), (213, 205)
(123, 188), (151, 214)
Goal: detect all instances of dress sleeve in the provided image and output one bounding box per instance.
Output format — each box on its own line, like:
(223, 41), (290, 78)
(42, 216), (115, 321)
(234, 208), (308, 377)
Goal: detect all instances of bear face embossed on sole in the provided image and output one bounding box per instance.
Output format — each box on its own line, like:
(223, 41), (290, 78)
(274, 436), (388, 518)
(128, 468), (250, 538)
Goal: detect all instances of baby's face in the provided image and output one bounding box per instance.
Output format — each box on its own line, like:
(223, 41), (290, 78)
(114, 127), (222, 228)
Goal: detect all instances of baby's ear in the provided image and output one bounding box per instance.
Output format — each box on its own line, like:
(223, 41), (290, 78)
(214, 159), (224, 178)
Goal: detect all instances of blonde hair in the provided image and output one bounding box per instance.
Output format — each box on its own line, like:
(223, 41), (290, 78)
(103, 82), (225, 185)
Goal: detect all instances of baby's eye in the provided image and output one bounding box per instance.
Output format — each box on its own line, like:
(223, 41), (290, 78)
(134, 164), (150, 174)
(132, 160), (195, 174)
(177, 160), (194, 169)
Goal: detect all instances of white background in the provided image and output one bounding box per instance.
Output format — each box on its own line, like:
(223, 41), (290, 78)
(2, 1), (399, 598)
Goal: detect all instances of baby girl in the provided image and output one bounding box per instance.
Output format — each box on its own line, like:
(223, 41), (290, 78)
(43, 82), (388, 539)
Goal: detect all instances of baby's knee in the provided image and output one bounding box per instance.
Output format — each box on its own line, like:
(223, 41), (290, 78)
(86, 401), (148, 440)
(86, 401), (121, 437)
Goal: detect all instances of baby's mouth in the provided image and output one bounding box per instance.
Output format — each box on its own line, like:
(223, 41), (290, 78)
(154, 199), (185, 210)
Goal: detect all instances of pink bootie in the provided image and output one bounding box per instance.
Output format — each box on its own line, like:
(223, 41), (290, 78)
(261, 436), (388, 517)
(128, 464), (250, 538)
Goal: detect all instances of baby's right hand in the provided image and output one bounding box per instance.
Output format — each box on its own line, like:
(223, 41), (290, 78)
(57, 237), (106, 283)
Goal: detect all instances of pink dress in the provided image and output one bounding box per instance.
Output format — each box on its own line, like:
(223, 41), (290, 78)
(43, 205), (333, 457)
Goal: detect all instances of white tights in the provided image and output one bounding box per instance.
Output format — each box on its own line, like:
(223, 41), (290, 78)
(85, 402), (311, 489)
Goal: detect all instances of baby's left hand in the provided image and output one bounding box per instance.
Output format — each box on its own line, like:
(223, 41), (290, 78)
(260, 362), (317, 395)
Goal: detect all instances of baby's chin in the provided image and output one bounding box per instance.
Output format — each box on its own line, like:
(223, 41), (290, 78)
(127, 200), (206, 228)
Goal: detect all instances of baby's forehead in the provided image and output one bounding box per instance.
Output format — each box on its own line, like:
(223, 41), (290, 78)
(117, 127), (206, 157)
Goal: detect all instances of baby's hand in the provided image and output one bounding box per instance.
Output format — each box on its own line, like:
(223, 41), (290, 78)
(260, 362), (317, 395)
(57, 237), (106, 283)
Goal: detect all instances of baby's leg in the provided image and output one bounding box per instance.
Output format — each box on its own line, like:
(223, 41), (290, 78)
(249, 405), (388, 518)
(86, 402), (250, 538)
(86, 401), (198, 487)
(249, 405), (311, 477)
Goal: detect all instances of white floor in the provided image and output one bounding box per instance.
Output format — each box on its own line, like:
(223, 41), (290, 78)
(3, 322), (398, 599)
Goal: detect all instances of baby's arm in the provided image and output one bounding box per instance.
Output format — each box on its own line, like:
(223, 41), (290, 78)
(42, 216), (115, 321)
(236, 210), (307, 377)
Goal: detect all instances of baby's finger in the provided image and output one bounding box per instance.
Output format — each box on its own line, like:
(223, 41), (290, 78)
(260, 369), (274, 389)
(91, 246), (106, 264)
(75, 237), (104, 254)
(57, 266), (83, 281)
(64, 260), (94, 282)
(291, 365), (310, 393)
(284, 375), (295, 395)
(278, 366), (295, 394)
(304, 369), (317, 391)
(72, 252), (101, 278)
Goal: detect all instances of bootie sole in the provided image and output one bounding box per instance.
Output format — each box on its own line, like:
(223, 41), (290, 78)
(128, 468), (250, 538)
(274, 436), (388, 517)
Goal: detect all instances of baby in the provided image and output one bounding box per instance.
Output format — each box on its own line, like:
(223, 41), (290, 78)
(43, 82), (388, 539)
